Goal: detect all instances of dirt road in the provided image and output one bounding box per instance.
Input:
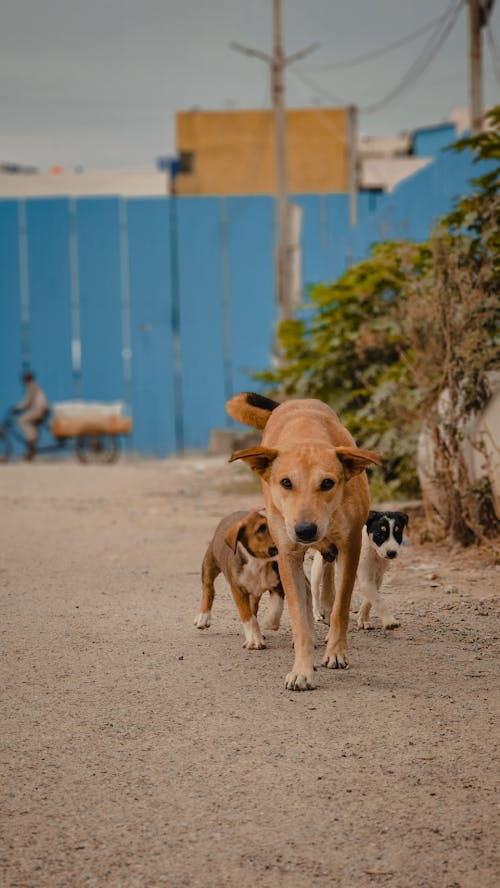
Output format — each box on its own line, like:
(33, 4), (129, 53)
(1, 458), (499, 888)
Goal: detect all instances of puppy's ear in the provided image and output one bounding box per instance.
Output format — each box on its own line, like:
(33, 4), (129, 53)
(399, 512), (409, 527)
(228, 446), (278, 481)
(366, 510), (380, 532)
(225, 519), (245, 552)
(336, 446), (382, 480)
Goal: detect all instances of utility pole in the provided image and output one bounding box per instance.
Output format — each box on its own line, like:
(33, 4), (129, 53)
(469, 0), (483, 134)
(231, 0), (318, 322)
(272, 0), (289, 320)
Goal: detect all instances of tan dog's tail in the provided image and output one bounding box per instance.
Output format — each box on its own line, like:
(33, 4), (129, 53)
(226, 392), (280, 430)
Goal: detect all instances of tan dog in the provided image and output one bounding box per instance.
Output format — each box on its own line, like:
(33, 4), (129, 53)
(194, 509), (283, 649)
(227, 393), (382, 690)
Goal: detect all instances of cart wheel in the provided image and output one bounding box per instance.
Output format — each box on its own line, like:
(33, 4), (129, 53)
(75, 434), (119, 464)
(0, 428), (12, 463)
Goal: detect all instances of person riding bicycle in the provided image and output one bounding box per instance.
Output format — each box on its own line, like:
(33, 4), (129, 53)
(11, 371), (49, 460)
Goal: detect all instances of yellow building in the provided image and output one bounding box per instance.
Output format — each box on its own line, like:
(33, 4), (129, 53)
(175, 107), (355, 195)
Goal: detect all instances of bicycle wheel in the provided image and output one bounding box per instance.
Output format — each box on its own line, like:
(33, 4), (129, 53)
(0, 428), (12, 463)
(75, 434), (119, 464)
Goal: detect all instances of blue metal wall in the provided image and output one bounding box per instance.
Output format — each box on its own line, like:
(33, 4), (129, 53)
(0, 145), (484, 455)
(76, 198), (125, 403)
(0, 201), (23, 418)
(25, 199), (74, 402)
(349, 146), (492, 264)
(411, 123), (456, 157)
(127, 198), (175, 455)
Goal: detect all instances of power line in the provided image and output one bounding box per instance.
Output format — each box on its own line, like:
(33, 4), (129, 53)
(288, 66), (346, 106)
(486, 22), (500, 82)
(302, 6), (458, 72)
(362, 0), (465, 113)
(291, 0), (466, 115)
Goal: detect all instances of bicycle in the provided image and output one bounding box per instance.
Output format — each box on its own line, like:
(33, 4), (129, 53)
(0, 408), (122, 464)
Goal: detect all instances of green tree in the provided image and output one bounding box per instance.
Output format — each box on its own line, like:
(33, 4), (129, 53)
(444, 105), (500, 264)
(259, 242), (430, 497)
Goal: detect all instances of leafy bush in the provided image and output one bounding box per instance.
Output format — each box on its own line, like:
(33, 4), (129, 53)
(258, 241), (431, 498)
(402, 220), (498, 544)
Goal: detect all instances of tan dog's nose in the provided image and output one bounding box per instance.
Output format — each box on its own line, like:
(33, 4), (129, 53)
(295, 522), (318, 543)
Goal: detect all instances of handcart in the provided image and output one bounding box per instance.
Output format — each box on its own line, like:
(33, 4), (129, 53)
(0, 401), (132, 463)
(52, 412), (133, 463)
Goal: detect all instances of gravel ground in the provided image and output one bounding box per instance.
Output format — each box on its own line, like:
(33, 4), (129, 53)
(1, 457), (499, 888)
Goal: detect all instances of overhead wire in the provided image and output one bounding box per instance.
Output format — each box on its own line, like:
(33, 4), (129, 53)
(485, 22), (500, 83)
(361, 0), (465, 113)
(288, 66), (346, 106)
(290, 0), (466, 115)
(302, 6), (458, 73)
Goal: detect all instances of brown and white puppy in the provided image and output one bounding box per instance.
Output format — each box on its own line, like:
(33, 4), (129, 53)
(194, 509), (283, 649)
(227, 393), (382, 691)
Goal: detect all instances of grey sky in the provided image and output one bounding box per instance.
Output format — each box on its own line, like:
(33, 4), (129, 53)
(1, 0), (498, 170)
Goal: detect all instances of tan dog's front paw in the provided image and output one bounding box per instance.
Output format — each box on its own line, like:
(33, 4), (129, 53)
(194, 612), (211, 629)
(285, 670), (316, 691)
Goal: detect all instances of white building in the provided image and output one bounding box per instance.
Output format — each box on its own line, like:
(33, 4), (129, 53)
(0, 168), (168, 198)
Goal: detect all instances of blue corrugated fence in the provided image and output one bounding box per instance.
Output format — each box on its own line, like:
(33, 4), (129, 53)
(0, 145), (484, 454)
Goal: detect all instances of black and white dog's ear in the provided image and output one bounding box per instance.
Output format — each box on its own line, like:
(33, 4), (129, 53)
(366, 510), (380, 532)
(398, 512), (409, 527)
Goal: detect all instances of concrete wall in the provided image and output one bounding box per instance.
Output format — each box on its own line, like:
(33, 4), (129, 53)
(0, 170), (168, 198)
(176, 107), (351, 195)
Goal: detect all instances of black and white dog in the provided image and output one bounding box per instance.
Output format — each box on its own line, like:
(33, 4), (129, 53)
(310, 510), (409, 630)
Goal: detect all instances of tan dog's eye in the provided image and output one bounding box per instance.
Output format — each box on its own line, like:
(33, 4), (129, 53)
(280, 478), (293, 490)
(319, 478), (335, 491)
(257, 523), (267, 534)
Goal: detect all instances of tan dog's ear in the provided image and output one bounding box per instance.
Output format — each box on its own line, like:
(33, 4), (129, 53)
(228, 446), (278, 481)
(225, 518), (245, 552)
(336, 446), (382, 479)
